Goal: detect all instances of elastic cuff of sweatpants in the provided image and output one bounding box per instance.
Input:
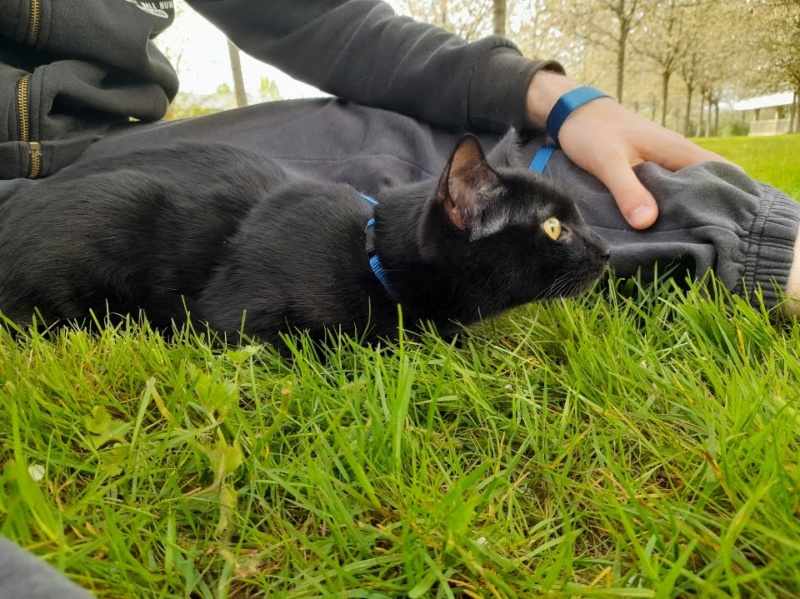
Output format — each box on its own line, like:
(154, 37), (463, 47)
(738, 185), (800, 307)
(468, 48), (564, 133)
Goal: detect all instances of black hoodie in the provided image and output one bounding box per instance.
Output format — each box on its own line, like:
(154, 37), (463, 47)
(0, 0), (560, 179)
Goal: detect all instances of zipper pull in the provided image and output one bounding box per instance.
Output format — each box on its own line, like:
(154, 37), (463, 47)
(28, 141), (41, 179)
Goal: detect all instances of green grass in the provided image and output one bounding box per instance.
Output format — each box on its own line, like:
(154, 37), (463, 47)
(694, 133), (800, 199)
(1, 136), (799, 598)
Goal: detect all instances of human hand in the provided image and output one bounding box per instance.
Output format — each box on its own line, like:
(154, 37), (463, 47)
(525, 71), (732, 230)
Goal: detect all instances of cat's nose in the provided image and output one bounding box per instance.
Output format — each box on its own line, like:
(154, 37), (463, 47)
(587, 231), (610, 261)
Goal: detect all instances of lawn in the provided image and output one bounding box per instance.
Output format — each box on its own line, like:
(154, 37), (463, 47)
(695, 133), (800, 198)
(1, 135), (799, 598)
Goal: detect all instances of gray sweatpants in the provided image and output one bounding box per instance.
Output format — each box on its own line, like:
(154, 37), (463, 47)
(1, 99), (798, 596)
(0, 537), (91, 598)
(77, 98), (800, 306)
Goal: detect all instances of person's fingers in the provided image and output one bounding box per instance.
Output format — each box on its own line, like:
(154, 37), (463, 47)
(560, 122), (659, 229)
(593, 153), (659, 229)
(555, 99), (744, 230)
(640, 128), (737, 171)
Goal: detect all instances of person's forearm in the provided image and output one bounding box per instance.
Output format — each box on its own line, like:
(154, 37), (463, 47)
(525, 70), (583, 129)
(186, 0), (562, 131)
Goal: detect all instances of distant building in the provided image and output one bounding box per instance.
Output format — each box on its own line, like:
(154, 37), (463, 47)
(732, 91), (797, 136)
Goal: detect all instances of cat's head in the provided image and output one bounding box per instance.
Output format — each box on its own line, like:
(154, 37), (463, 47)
(419, 131), (610, 315)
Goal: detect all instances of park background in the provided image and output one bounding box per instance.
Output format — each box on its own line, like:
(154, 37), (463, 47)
(159, 0), (800, 138)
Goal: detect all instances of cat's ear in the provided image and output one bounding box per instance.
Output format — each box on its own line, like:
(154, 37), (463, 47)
(436, 135), (499, 232)
(486, 128), (522, 168)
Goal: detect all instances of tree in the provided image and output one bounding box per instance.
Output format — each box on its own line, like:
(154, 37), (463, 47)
(393, 0), (495, 41)
(259, 77), (283, 102)
(390, 0), (793, 135)
(508, 0), (584, 68)
(634, 0), (695, 127)
(493, 0), (506, 35)
(227, 40), (248, 108)
(752, 0), (800, 131)
(555, 0), (652, 103)
(680, 51), (701, 136)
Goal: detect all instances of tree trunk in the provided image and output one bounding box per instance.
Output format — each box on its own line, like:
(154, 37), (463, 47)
(794, 87), (800, 133)
(227, 40), (248, 108)
(684, 85), (693, 137)
(616, 14), (628, 103)
(791, 90), (798, 133)
(493, 0), (506, 36)
(714, 102), (720, 137)
(438, 0), (447, 28)
(661, 69), (671, 127)
(698, 94), (705, 137)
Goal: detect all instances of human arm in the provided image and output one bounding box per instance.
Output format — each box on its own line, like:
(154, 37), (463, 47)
(185, 0), (561, 132)
(525, 70), (731, 229)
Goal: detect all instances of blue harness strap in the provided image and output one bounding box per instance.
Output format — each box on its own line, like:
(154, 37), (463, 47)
(529, 143), (557, 174)
(360, 193), (392, 293)
(360, 193), (378, 207)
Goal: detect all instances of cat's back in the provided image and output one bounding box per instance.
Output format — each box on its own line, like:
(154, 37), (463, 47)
(71, 141), (280, 178)
(47, 142), (285, 193)
(199, 179), (385, 340)
(1, 142), (287, 220)
(0, 143), (290, 324)
(129, 142), (287, 190)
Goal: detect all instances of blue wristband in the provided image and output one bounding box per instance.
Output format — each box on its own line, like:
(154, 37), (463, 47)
(545, 86), (610, 144)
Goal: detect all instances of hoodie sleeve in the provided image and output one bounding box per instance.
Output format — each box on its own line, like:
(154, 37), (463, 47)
(184, 0), (564, 132)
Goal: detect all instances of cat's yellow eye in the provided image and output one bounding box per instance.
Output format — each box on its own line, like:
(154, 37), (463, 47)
(542, 217), (561, 241)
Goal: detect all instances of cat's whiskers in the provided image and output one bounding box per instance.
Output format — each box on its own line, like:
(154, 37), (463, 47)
(542, 271), (576, 299)
(471, 266), (508, 311)
(546, 268), (595, 299)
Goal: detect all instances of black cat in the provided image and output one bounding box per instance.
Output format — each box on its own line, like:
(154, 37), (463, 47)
(0, 132), (609, 346)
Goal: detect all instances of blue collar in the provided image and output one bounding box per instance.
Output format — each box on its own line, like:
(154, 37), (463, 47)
(360, 193), (392, 293)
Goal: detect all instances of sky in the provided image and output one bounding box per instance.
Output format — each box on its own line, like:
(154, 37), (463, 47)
(155, 1), (406, 99)
(154, 3), (320, 98)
